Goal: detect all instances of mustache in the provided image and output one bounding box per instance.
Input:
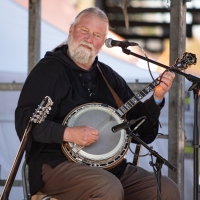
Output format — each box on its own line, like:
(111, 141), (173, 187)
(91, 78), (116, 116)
(79, 41), (94, 51)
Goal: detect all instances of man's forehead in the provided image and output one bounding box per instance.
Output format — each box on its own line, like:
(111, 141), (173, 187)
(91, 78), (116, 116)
(78, 13), (107, 25)
(75, 14), (108, 34)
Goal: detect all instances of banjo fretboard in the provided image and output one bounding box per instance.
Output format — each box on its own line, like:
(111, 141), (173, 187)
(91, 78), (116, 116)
(115, 52), (197, 118)
(115, 79), (158, 117)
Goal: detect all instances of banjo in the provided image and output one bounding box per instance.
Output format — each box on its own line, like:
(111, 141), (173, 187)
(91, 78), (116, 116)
(61, 52), (196, 170)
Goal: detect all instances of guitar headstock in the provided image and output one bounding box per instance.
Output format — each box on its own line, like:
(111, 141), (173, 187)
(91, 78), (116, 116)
(173, 52), (197, 71)
(30, 96), (53, 123)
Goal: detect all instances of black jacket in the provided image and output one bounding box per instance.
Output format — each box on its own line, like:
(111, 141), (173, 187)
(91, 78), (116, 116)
(15, 45), (163, 195)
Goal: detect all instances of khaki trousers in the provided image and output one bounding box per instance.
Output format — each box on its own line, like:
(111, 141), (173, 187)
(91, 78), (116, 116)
(40, 161), (181, 200)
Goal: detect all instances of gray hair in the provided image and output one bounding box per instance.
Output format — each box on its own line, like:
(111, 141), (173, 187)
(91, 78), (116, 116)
(72, 7), (110, 31)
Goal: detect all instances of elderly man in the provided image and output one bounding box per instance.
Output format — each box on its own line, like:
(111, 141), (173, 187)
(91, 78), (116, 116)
(15, 7), (180, 200)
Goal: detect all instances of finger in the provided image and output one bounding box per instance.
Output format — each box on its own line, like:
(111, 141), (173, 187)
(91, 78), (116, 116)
(157, 76), (171, 85)
(169, 71), (175, 78)
(91, 131), (99, 136)
(86, 126), (99, 135)
(158, 81), (170, 90)
(161, 71), (175, 80)
(85, 138), (97, 146)
(84, 143), (91, 146)
(89, 135), (98, 142)
(161, 76), (173, 86)
(159, 74), (174, 85)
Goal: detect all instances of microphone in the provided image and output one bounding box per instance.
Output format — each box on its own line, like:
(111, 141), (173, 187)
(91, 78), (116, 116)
(105, 38), (138, 48)
(112, 116), (146, 133)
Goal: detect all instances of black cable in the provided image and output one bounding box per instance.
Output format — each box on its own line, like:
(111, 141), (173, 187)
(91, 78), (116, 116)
(136, 44), (174, 87)
(150, 154), (162, 200)
(128, 145), (149, 157)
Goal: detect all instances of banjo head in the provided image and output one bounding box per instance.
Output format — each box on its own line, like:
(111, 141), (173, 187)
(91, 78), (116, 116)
(61, 103), (130, 169)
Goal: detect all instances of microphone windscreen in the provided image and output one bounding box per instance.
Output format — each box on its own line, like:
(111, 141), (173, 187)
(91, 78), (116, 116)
(105, 38), (112, 48)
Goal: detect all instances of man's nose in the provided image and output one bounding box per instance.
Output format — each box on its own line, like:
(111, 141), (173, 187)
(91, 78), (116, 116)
(84, 33), (93, 43)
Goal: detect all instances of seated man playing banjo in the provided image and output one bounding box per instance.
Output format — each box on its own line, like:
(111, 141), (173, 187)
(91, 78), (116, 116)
(15, 7), (181, 200)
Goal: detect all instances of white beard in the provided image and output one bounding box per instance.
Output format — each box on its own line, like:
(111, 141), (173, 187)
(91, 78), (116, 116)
(68, 36), (96, 64)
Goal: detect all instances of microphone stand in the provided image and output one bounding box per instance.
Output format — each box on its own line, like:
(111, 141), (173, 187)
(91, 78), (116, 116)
(188, 82), (200, 200)
(129, 129), (177, 200)
(120, 46), (200, 200)
(121, 118), (176, 200)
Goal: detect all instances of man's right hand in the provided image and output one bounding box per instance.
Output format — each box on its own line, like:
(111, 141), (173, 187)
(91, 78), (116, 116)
(63, 126), (99, 146)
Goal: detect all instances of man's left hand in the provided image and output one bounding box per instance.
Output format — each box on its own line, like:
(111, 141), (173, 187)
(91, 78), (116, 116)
(154, 71), (175, 100)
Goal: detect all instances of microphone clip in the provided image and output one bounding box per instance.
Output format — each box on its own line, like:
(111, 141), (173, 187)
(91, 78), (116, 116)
(112, 116), (146, 133)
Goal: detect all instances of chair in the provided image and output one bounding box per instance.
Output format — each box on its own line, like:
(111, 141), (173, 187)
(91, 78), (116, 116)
(21, 160), (52, 200)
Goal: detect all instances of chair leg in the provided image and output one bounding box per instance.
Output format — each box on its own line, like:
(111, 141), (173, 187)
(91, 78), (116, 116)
(132, 144), (142, 166)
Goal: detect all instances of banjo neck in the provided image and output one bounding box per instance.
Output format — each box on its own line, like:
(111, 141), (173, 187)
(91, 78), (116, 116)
(115, 79), (158, 118)
(115, 52), (197, 118)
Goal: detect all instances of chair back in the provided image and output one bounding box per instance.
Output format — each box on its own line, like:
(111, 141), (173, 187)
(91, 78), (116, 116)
(21, 160), (52, 200)
(22, 160), (31, 200)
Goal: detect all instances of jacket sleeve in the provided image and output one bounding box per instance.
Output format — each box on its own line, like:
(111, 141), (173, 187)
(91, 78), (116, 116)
(15, 59), (68, 151)
(127, 95), (164, 144)
(121, 83), (164, 144)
